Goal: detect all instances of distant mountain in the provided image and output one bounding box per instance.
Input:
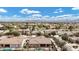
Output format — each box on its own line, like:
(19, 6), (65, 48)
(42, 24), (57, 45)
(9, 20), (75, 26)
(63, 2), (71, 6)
(0, 19), (79, 23)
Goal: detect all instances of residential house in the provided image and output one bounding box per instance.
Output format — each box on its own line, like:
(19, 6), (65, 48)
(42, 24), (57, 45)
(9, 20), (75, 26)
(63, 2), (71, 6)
(18, 29), (30, 35)
(0, 35), (27, 49)
(24, 36), (53, 50)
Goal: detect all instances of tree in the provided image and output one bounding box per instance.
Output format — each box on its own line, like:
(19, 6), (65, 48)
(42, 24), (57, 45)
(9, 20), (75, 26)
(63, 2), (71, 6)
(32, 25), (35, 31)
(5, 25), (14, 30)
(53, 37), (66, 48)
(74, 32), (79, 37)
(61, 33), (69, 41)
(76, 39), (79, 44)
(68, 26), (73, 31)
(68, 38), (75, 43)
(5, 31), (20, 36)
(12, 31), (20, 36)
(26, 40), (29, 51)
(50, 31), (56, 36)
(36, 32), (42, 36)
(55, 24), (61, 29)
(0, 33), (4, 37)
(44, 33), (51, 37)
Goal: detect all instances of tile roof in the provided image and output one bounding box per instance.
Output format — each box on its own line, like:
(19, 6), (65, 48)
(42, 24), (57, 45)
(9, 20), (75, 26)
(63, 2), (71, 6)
(27, 36), (52, 44)
(0, 35), (27, 44)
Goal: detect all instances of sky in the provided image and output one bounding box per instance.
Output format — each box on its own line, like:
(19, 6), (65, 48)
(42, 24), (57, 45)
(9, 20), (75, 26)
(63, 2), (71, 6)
(0, 7), (79, 22)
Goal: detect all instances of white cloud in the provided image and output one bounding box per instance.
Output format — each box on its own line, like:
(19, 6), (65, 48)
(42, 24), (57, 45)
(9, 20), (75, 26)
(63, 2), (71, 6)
(32, 14), (42, 17)
(72, 7), (79, 10)
(0, 13), (79, 22)
(53, 11), (58, 13)
(0, 8), (7, 13)
(59, 10), (63, 13)
(20, 9), (40, 14)
(58, 8), (63, 12)
(53, 8), (63, 13)
(24, 14), (51, 21)
(56, 14), (73, 18)
(52, 14), (79, 21)
(43, 15), (50, 18)
(12, 15), (21, 18)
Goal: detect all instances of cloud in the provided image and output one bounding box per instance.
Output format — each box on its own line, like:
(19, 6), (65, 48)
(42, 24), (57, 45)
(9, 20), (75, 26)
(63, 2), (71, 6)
(20, 9), (40, 14)
(56, 14), (73, 18)
(12, 15), (21, 18)
(58, 8), (63, 12)
(32, 14), (42, 17)
(53, 11), (58, 13)
(0, 8), (7, 13)
(43, 15), (50, 18)
(24, 14), (51, 21)
(72, 7), (79, 10)
(50, 14), (79, 22)
(53, 8), (63, 13)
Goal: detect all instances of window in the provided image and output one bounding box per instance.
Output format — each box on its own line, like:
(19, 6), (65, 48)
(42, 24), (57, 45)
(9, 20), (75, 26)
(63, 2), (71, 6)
(0, 44), (3, 47)
(40, 44), (45, 47)
(73, 45), (78, 49)
(5, 44), (10, 47)
(47, 44), (50, 47)
(1, 44), (3, 47)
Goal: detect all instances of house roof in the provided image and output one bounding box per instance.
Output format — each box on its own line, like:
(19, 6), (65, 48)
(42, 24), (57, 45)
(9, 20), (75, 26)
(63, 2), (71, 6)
(57, 31), (73, 35)
(18, 29), (30, 32)
(0, 35), (27, 44)
(0, 24), (3, 27)
(27, 36), (52, 44)
(0, 35), (52, 45)
(69, 37), (79, 40)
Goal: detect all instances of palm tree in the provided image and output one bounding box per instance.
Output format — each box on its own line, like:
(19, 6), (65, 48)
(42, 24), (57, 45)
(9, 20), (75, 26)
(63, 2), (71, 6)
(26, 40), (29, 51)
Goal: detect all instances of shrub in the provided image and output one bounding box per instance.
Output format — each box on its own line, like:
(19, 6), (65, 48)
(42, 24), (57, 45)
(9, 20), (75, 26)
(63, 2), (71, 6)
(50, 31), (56, 36)
(44, 33), (51, 37)
(68, 38), (75, 43)
(53, 37), (66, 48)
(56, 40), (66, 48)
(36, 32), (42, 36)
(61, 46), (68, 51)
(0, 33), (4, 37)
(12, 31), (20, 36)
(61, 33), (69, 41)
(5, 31), (20, 36)
(61, 44), (72, 51)
(68, 26), (73, 31)
(76, 39), (79, 44)
(74, 32), (79, 37)
(23, 45), (26, 48)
